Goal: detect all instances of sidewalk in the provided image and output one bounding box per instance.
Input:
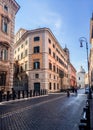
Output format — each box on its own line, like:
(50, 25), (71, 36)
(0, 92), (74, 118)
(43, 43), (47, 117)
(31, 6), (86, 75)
(90, 96), (93, 130)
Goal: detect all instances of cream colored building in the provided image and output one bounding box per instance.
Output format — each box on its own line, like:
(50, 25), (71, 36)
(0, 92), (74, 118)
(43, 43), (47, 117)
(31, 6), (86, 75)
(0, 0), (20, 92)
(14, 28), (69, 92)
(77, 66), (85, 88)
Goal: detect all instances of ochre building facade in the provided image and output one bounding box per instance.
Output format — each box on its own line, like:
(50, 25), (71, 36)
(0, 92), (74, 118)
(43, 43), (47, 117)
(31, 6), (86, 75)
(14, 28), (70, 92)
(0, 0), (19, 92)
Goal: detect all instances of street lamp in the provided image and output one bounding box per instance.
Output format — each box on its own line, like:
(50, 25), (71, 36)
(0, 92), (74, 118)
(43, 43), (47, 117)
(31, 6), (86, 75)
(79, 37), (92, 99)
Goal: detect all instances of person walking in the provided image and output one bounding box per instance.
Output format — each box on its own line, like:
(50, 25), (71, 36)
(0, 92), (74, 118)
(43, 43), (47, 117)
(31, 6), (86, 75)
(67, 89), (70, 97)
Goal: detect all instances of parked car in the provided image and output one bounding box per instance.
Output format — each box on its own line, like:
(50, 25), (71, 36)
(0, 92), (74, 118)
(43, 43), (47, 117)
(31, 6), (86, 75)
(85, 86), (89, 94)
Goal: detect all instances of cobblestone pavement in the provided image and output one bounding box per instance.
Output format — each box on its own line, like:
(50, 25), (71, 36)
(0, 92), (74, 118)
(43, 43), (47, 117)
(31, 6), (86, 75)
(0, 92), (87, 130)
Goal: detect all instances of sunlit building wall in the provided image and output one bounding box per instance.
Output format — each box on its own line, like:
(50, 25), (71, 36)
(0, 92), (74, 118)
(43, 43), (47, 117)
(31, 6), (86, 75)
(14, 28), (69, 92)
(0, 0), (20, 92)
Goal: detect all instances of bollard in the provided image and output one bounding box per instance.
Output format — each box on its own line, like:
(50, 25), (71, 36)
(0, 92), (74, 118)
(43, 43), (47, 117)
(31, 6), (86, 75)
(0, 91), (2, 102)
(79, 122), (87, 130)
(13, 90), (16, 100)
(18, 91), (20, 99)
(40, 89), (42, 95)
(26, 90), (28, 98)
(7, 91), (10, 101)
(22, 91), (24, 98)
(33, 90), (35, 96)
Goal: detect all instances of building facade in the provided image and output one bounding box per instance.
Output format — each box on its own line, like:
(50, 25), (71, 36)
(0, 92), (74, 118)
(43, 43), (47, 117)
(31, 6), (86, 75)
(69, 63), (77, 88)
(14, 28), (70, 92)
(0, 0), (20, 92)
(89, 13), (93, 88)
(77, 66), (85, 88)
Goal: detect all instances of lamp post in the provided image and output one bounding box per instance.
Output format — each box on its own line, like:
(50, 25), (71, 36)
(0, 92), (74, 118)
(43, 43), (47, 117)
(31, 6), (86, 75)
(79, 37), (92, 99)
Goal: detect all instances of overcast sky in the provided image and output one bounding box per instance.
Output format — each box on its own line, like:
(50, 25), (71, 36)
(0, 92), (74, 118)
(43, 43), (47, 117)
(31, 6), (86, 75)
(15, 0), (93, 72)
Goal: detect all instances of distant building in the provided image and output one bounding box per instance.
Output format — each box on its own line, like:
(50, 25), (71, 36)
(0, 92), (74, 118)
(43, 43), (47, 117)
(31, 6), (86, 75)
(77, 66), (85, 88)
(69, 63), (77, 88)
(0, 0), (20, 92)
(85, 73), (89, 87)
(14, 28), (71, 92)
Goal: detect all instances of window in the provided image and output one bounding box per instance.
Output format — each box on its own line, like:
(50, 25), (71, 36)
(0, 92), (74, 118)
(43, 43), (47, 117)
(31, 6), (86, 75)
(18, 48), (20, 51)
(35, 74), (39, 78)
(20, 65), (23, 72)
(53, 44), (54, 48)
(57, 67), (59, 73)
(1, 16), (9, 34)
(25, 49), (28, 57)
(0, 49), (8, 61)
(34, 46), (40, 53)
(53, 52), (55, 58)
(25, 62), (28, 70)
(3, 22), (7, 33)
(21, 44), (23, 48)
(34, 61), (40, 69)
(34, 36), (40, 41)
(48, 39), (51, 44)
(18, 55), (20, 60)
(4, 5), (8, 11)
(25, 40), (28, 45)
(53, 65), (55, 72)
(49, 63), (52, 70)
(49, 48), (51, 55)
(0, 71), (6, 86)
(49, 83), (52, 90)
(54, 83), (56, 90)
(57, 84), (59, 89)
(56, 56), (58, 61)
(21, 52), (23, 59)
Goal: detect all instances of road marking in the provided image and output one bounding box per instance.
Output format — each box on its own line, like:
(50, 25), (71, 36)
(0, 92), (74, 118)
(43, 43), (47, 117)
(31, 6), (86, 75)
(1, 95), (65, 119)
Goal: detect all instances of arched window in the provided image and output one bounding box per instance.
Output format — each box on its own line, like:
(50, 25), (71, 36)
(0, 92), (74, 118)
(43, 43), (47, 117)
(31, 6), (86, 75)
(1, 49), (8, 61)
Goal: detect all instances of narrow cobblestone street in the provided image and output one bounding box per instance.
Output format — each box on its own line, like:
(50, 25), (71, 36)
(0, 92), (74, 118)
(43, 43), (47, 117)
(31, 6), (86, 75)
(0, 90), (87, 130)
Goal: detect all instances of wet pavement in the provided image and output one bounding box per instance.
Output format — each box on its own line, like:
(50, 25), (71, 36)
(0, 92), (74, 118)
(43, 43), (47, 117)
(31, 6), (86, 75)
(0, 91), (87, 130)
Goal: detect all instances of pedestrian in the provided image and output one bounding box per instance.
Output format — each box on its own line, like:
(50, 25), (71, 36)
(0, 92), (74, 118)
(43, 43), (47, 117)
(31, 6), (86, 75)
(67, 89), (70, 97)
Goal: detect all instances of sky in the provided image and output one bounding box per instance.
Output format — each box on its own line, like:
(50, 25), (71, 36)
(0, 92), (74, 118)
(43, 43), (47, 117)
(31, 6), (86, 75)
(15, 0), (93, 72)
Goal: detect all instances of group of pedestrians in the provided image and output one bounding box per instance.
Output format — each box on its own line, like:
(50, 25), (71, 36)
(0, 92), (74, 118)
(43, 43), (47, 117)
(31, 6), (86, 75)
(67, 87), (78, 97)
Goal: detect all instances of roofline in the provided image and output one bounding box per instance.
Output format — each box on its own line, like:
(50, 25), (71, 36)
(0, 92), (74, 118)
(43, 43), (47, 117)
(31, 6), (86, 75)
(12, 0), (20, 14)
(15, 27), (66, 55)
